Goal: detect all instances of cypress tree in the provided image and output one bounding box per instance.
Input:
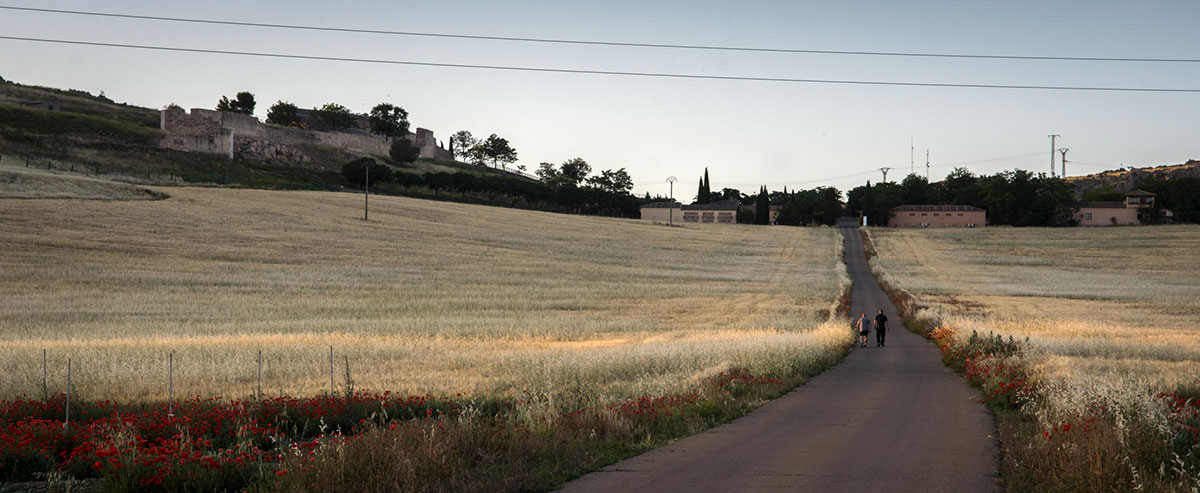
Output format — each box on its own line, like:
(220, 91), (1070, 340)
(697, 176), (706, 204)
(756, 185), (770, 224)
(703, 168), (711, 203)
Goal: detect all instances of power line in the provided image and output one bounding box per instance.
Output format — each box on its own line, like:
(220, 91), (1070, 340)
(630, 151), (1050, 190)
(4, 5), (1199, 64)
(3, 36), (1199, 93)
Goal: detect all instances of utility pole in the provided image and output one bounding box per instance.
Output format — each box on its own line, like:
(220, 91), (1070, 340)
(1059, 148), (1069, 178)
(925, 149), (930, 182)
(363, 164), (370, 221)
(1048, 134), (1060, 177)
(666, 176), (677, 226)
(910, 138), (915, 175)
(878, 167), (892, 183)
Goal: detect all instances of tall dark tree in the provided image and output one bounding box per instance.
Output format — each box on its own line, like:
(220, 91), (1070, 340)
(703, 168), (712, 203)
(479, 134), (518, 170)
(450, 131), (478, 163)
(368, 103), (410, 137)
(265, 100), (300, 127)
(216, 91), (255, 115)
(696, 177), (706, 204)
(389, 138), (420, 165)
(755, 186), (770, 224)
(310, 103), (356, 131)
(559, 158), (591, 184)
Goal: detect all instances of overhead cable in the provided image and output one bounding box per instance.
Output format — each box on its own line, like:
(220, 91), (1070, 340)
(3, 5), (1199, 64)
(2, 36), (1198, 93)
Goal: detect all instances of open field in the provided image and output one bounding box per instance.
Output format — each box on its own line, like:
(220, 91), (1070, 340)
(868, 226), (1200, 490)
(0, 164), (166, 200)
(0, 187), (847, 403)
(868, 226), (1200, 389)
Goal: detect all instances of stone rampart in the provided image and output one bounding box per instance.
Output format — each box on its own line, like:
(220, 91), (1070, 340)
(159, 108), (456, 163)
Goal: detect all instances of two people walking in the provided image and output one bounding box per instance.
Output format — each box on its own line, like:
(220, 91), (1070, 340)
(855, 309), (888, 348)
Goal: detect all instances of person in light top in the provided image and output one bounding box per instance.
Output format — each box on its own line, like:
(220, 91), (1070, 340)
(856, 313), (871, 348)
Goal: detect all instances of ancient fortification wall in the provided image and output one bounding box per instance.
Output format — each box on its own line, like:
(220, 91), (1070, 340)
(159, 107), (455, 163)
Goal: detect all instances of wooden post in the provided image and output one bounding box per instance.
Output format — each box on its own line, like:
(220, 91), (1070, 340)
(42, 349), (47, 401)
(329, 346), (334, 396)
(64, 358), (70, 433)
(257, 350), (262, 401)
(363, 165), (369, 221)
(168, 352), (174, 418)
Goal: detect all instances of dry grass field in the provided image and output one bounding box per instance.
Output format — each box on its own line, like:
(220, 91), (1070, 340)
(868, 226), (1200, 390)
(0, 164), (165, 200)
(0, 186), (848, 403)
(869, 226), (1200, 489)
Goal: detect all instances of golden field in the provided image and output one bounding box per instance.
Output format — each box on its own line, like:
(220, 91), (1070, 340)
(868, 226), (1200, 390)
(0, 186), (848, 402)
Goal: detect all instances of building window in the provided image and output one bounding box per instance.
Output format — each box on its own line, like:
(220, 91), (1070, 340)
(921, 213), (927, 216)
(933, 213), (939, 216)
(957, 213), (964, 216)
(909, 213), (915, 216)
(1085, 212), (1093, 220)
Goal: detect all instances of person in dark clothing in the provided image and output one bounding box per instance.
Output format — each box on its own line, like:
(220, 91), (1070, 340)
(875, 309), (888, 347)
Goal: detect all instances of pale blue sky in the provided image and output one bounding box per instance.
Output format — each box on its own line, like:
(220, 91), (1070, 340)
(2, 1), (1197, 197)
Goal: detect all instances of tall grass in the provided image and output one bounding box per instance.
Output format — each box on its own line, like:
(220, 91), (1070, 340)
(868, 226), (1200, 491)
(1, 188), (847, 405)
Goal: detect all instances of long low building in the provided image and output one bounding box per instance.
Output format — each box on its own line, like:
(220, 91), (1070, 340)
(889, 205), (986, 227)
(682, 200), (740, 224)
(639, 201), (682, 223)
(1074, 190), (1158, 226)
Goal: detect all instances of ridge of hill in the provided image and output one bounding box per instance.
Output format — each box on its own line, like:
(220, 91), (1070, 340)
(1067, 159), (1200, 196)
(0, 77), (534, 190)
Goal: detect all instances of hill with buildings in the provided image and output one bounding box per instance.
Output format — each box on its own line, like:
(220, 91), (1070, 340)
(0, 77), (531, 189)
(0, 77), (643, 217)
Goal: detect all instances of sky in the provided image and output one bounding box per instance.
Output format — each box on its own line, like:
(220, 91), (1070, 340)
(2, 1), (1198, 199)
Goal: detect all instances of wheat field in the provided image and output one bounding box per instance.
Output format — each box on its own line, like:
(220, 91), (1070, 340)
(868, 226), (1200, 390)
(0, 186), (848, 402)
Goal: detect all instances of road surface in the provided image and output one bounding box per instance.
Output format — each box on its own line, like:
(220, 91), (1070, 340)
(561, 226), (998, 492)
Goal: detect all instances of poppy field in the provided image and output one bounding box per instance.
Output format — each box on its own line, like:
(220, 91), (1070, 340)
(0, 188), (853, 490)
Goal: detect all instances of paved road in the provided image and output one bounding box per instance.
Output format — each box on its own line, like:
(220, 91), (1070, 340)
(562, 226), (998, 492)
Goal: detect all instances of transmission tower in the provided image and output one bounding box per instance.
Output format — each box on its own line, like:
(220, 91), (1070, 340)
(1058, 149), (1069, 178)
(879, 167), (892, 183)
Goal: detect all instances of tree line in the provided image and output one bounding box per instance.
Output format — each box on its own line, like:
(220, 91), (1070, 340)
(847, 168), (1076, 226)
(342, 157), (640, 217)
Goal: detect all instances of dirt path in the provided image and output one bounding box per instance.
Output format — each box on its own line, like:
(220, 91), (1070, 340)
(561, 227), (998, 492)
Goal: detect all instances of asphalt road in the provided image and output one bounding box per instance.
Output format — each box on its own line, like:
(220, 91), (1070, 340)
(561, 226), (998, 492)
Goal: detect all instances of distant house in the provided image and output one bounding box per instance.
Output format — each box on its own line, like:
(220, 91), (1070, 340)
(639, 201), (682, 223)
(681, 200), (740, 224)
(739, 203), (783, 224)
(889, 205), (986, 228)
(1074, 190), (1159, 226)
(23, 100), (61, 112)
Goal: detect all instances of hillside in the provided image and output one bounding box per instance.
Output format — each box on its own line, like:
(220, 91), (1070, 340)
(1067, 159), (1200, 196)
(0, 78), (534, 193)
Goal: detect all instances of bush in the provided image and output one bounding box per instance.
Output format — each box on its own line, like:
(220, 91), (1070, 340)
(341, 158), (394, 188)
(389, 138), (420, 165)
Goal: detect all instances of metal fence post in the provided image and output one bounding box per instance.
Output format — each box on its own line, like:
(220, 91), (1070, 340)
(168, 352), (174, 418)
